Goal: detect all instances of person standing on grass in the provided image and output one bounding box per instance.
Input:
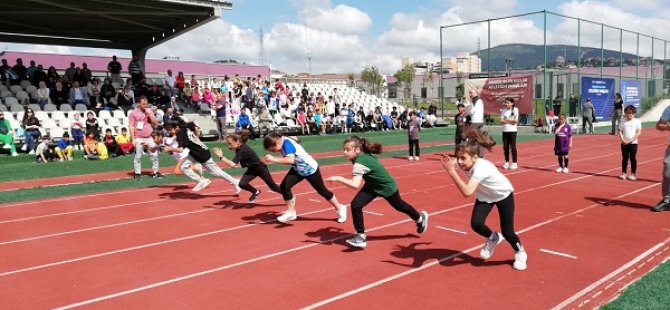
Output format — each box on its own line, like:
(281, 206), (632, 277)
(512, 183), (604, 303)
(263, 133), (347, 223)
(652, 104), (670, 212)
(618, 105), (641, 181)
(610, 93), (624, 135)
(129, 96), (162, 179)
(325, 136), (428, 248)
(440, 135), (527, 271)
(500, 98), (519, 170)
(213, 130), (281, 203)
(554, 114), (572, 174)
(407, 111), (421, 161)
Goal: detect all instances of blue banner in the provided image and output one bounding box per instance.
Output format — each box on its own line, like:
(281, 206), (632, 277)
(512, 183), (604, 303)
(621, 80), (641, 111)
(581, 77), (615, 120)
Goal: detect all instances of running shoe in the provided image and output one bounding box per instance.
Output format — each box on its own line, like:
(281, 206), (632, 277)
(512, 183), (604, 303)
(480, 232), (503, 260)
(192, 178), (211, 192)
(346, 233), (367, 248)
(336, 205), (347, 223)
(513, 250), (528, 271)
(651, 199), (670, 212)
(249, 190), (261, 203)
(277, 211), (297, 223)
(416, 211), (429, 234)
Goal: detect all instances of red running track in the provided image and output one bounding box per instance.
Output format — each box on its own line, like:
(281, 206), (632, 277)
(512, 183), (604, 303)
(0, 132), (669, 309)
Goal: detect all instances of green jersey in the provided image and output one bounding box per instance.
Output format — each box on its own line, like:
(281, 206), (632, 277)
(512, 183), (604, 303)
(353, 153), (397, 197)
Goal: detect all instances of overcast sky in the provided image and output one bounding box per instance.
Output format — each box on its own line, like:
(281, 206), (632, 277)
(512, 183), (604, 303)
(2, 0), (669, 75)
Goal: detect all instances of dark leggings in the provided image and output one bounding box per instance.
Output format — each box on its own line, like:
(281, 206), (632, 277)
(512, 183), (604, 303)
(502, 132), (517, 163)
(280, 167), (333, 201)
(557, 155), (569, 168)
(408, 139), (420, 157)
(621, 144), (638, 174)
(471, 193), (522, 251)
(239, 166), (281, 194)
(350, 188), (421, 234)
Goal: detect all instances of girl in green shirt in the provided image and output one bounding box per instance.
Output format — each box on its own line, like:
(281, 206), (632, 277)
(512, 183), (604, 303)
(326, 136), (428, 248)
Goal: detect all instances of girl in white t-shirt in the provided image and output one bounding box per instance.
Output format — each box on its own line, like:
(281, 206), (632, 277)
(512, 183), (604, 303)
(441, 132), (527, 271)
(500, 98), (519, 170)
(618, 105), (642, 181)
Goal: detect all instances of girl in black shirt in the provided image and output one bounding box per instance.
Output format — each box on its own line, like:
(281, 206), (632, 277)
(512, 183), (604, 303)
(214, 130), (281, 203)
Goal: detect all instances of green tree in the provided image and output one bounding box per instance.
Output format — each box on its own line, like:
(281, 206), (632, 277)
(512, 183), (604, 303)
(347, 73), (355, 87)
(361, 66), (383, 96)
(394, 64), (415, 99)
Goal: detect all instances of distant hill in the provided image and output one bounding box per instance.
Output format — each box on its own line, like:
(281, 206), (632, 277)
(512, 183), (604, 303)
(473, 44), (639, 71)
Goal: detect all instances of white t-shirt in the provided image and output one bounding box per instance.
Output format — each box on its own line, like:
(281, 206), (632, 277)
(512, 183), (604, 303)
(164, 75), (175, 88)
(466, 158), (514, 203)
(326, 101), (336, 115)
(500, 107), (519, 132)
(470, 98), (484, 123)
(618, 118), (641, 144)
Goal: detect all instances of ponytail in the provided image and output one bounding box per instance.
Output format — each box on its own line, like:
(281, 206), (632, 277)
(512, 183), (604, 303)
(459, 126), (496, 154)
(263, 133), (283, 150)
(344, 135), (383, 154)
(228, 130), (250, 144)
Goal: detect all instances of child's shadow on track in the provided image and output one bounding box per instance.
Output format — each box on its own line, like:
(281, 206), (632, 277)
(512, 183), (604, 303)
(149, 184), (190, 190)
(304, 227), (420, 252)
(212, 200), (285, 210)
(584, 197), (652, 210)
(158, 191), (238, 200)
(382, 242), (512, 268)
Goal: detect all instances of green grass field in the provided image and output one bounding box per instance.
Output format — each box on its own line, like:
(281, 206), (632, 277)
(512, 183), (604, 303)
(1, 124), (666, 309)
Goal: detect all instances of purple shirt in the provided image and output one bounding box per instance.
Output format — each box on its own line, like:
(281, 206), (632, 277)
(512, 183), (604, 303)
(554, 124), (572, 153)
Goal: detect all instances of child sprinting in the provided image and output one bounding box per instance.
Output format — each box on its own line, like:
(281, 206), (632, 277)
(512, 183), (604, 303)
(554, 114), (573, 173)
(500, 98), (519, 170)
(618, 105), (642, 181)
(213, 130), (281, 203)
(440, 133), (527, 271)
(407, 111), (421, 160)
(171, 121), (241, 193)
(151, 127), (203, 179)
(263, 133), (347, 223)
(325, 136), (429, 248)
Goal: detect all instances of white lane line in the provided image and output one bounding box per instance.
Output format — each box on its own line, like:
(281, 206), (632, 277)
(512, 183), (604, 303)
(300, 184), (660, 310)
(435, 225), (467, 235)
(539, 249), (578, 259)
(53, 172), (660, 309)
(363, 211), (384, 216)
(552, 236), (670, 310)
(308, 199), (321, 203)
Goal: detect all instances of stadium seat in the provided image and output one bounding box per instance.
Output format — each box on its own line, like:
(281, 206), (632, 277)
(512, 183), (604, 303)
(25, 85), (37, 94)
(28, 104), (41, 112)
(34, 111), (48, 121)
(50, 127), (65, 139)
(0, 104), (6, 112)
(4, 96), (19, 106)
(0, 90), (12, 98)
(50, 111), (66, 126)
(10, 85), (22, 94)
(59, 104), (73, 111)
(16, 111), (24, 121)
(44, 103), (58, 112)
(74, 104), (88, 112)
(67, 111), (82, 120)
(10, 104), (24, 112)
(20, 80), (32, 89)
(98, 110), (112, 120)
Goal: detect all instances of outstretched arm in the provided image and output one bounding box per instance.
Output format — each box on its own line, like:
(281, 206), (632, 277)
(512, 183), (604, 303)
(441, 155), (479, 197)
(325, 175), (363, 189)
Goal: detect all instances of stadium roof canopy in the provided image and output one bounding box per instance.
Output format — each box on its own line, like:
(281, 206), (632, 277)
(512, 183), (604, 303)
(0, 0), (232, 57)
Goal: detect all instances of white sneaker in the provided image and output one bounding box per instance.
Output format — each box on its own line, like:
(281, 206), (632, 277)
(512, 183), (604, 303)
(513, 250), (528, 271)
(192, 178), (211, 192)
(414, 156), (419, 161)
(346, 233), (367, 248)
(67, 156), (73, 161)
(555, 167), (563, 173)
(627, 174), (637, 181)
(59, 157), (64, 162)
(21, 144), (27, 151)
(235, 183), (241, 194)
(2, 144), (10, 149)
(502, 162), (510, 170)
(28, 150), (35, 155)
(562, 167), (569, 173)
(277, 211), (297, 223)
(480, 232), (503, 260)
(509, 163), (518, 170)
(619, 173), (627, 180)
(408, 156), (414, 161)
(336, 205), (347, 223)
(11, 152), (18, 157)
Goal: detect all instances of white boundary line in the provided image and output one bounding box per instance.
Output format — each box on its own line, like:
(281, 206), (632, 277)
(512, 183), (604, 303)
(51, 168), (660, 309)
(539, 249), (578, 260)
(435, 225), (467, 235)
(363, 211), (384, 216)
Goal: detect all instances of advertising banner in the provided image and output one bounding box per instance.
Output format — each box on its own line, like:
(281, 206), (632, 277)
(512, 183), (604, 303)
(464, 74), (533, 114)
(581, 77), (615, 120)
(620, 80), (641, 111)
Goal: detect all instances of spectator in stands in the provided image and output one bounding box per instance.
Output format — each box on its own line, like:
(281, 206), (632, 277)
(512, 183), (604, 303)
(243, 81), (254, 111)
(26, 60), (37, 81)
(107, 55), (123, 86)
(183, 82), (193, 106)
(274, 78), (284, 91)
(115, 84), (134, 112)
(102, 128), (120, 157)
(70, 112), (85, 150)
(128, 56), (142, 86)
(64, 62), (76, 82)
(89, 88), (107, 113)
(84, 135), (109, 160)
(339, 104), (350, 133)
(390, 106), (399, 129)
(83, 131), (97, 156)
(68, 81), (88, 108)
(2, 65), (19, 86)
(85, 111), (100, 138)
(214, 95), (227, 141)
(129, 96), (161, 179)
(72, 67), (87, 87)
(147, 84), (162, 106)
(152, 105), (164, 127)
(297, 106), (308, 135)
(427, 103), (438, 126)
(191, 86), (201, 108)
(46, 66), (59, 88)
(50, 81), (69, 108)
(55, 132), (74, 161)
(355, 107), (366, 131)
(268, 90), (278, 115)
(0, 112), (18, 156)
(32, 64), (47, 87)
(190, 74), (199, 89)
(201, 87), (214, 111)
(305, 110), (317, 134)
(258, 106), (274, 137)
(175, 71), (185, 101)
(37, 81), (50, 110)
(163, 69), (176, 98)
(60, 75), (72, 89)
(81, 63), (92, 85)
(87, 78), (100, 96)
(35, 135), (56, 163)
(21, 108), (41, 154)
(0, 59), (8, 82)
(236, 108), (252, 133)
(373, 106), (384, 131)
(115, 127), (134, 155)
(100, 78), (116, 102)
(13, 58), (28, 81)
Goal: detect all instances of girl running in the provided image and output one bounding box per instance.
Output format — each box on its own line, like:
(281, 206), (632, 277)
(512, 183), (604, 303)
(213, 130), (281, 203)
(618, 105), (642, 181)
(554, 114), (572, 173)
(440, 132), (527, 271)
(500, 98), (519, 170)
(325, 136), (428, 248)
(263, 133), (347, 223)
(151, 126), (204, 179)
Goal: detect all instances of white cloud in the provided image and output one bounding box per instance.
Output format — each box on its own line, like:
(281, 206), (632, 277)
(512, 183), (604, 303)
(446, 0), (518, 21)
(300, 4), (372, 34)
